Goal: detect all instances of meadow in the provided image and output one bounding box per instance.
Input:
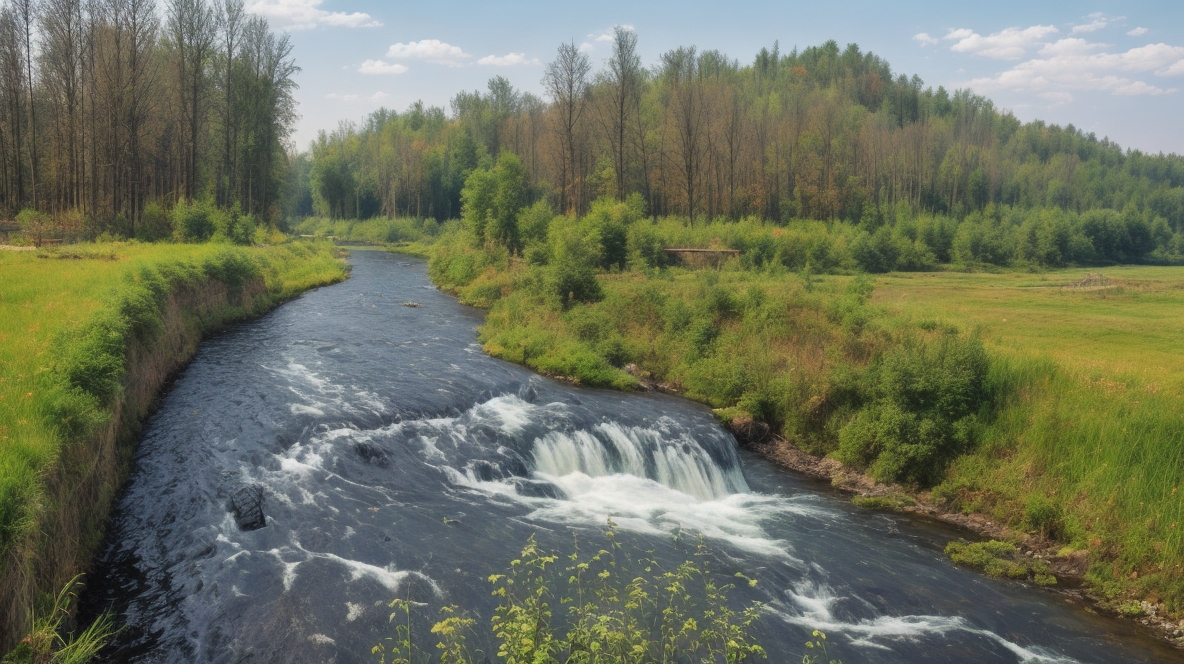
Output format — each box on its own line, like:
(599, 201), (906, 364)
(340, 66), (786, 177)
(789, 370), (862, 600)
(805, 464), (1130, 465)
(0, 240), (346, 647)
(874, 267), (1184, 606)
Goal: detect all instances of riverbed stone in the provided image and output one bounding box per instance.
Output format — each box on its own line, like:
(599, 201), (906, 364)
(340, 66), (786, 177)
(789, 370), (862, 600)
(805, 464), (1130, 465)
(230, 485), (266, 531)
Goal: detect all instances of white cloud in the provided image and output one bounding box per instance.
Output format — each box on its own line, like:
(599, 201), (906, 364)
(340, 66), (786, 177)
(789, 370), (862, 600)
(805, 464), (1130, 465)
(1128, 27), (1149, 37)
(944, 25), (1059, 60)
(477, 53), (540, 67)
(1071, 12), (1122, 35)
(1114, 81), (1171, 96)
(580, 24), (634, 53)
(965, 38), (1184, 100)
(245, 0), (380, 30)
(326, 91), (390, 103)
(359, 59), (408, 75)
(913, 32), (939, 47)
(386, 39), (470, 66)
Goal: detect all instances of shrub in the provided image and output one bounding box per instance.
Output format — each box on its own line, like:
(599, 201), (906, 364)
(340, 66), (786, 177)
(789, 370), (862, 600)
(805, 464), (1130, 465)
(15, 208), (53, 245)
(210, 206), (256, 245)
(548, 227), (603, 307)
(138, 202), (172, 241)
(518, 200), (554, 246)
(172, 200), (214, 242)
(627, 220), (666, 269)
(1023, 495), (1066, 541)
(838, 334), (990, 486)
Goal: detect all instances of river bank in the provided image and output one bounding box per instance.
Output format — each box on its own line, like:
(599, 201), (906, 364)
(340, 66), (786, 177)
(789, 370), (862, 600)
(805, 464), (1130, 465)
(0, 241), (347, 651)
(401, 226), (1184, 650)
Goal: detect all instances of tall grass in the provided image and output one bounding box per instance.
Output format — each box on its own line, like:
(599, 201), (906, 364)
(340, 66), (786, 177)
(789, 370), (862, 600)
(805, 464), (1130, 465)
(873, 267), (1184, 609)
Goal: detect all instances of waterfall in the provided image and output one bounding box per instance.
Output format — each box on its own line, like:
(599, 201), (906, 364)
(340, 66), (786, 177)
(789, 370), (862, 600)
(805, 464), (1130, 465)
(530, 422), (748, 501)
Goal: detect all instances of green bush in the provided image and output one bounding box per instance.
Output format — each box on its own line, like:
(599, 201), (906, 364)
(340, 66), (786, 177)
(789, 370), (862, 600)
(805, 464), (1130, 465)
(211, 206), (256, 245)
(518, 200), (554, 246)
(838, 334), (989, 486)
(548, 227), (603, 308)
(137, 202), (172, 242)
(1023, 495), (1066, 541)
(172, 200), (214, 242)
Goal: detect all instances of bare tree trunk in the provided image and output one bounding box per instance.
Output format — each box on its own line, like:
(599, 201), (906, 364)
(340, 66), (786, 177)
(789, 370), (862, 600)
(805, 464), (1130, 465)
(543, 41), (590, 215)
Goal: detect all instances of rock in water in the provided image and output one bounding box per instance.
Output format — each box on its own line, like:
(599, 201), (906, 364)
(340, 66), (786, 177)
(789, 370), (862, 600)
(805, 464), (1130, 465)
(354, 441), (390, 467)
(230, 485), (266, 531)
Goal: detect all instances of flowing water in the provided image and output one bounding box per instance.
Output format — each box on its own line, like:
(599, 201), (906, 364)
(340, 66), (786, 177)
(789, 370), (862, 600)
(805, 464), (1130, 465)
(81, 251), (1182, 663)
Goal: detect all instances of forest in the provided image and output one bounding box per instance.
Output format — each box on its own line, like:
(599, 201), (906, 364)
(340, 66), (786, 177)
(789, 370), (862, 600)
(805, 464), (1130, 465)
(297, 30), (1184, 270)
(0, 0), (297, 236)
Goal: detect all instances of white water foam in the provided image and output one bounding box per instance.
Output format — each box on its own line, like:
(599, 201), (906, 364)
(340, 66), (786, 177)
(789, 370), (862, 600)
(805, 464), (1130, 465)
(265, 538), (441, 596)
(271, 359), (389, 420)
(531, 422), (745, 501)
(772, 578), (1083, 663)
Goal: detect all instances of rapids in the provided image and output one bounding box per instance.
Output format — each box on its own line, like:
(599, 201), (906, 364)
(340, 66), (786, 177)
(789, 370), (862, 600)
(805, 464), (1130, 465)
(79, 251), (1182, 663)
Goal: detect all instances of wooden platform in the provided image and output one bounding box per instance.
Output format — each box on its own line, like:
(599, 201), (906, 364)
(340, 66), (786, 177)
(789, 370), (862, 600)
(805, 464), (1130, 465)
(662, 247), (740, 267)
(662, 247), (740, 257)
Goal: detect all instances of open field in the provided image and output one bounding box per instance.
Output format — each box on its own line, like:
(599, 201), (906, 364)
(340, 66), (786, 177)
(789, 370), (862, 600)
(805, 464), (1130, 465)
(875, 267), (1184, 395)
(873, 267), (1184, 606)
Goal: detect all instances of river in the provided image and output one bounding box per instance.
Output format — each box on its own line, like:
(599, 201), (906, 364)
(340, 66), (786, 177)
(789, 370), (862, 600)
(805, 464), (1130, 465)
(80, 250), (1182, 663)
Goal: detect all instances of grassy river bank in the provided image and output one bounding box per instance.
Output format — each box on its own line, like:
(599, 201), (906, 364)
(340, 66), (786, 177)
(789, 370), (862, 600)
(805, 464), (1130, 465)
(381, 207), (1184, 642)
(0, 240), (347, 652)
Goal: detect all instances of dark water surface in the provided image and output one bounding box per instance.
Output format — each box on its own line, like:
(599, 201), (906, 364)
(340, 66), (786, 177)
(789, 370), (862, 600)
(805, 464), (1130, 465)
(81, 251), (1183, 663)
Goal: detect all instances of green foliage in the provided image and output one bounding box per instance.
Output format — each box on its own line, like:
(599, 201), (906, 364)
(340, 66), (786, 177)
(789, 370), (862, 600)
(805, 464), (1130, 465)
(171, 200), (215, 242)
(944, 540), (1057, 586)
(376, 522), (767, 664)
(1023, 495), (1066, 541)
(1, 575), (117, 664)
(837, 335), (989, 486)
(294, 216), (444, 245)
(137, 202), (172, 242)
(519, 200), (555, 246)
(15, 209), (54, 244)
(462, 153), (528, 252)
(548, 226), (604, 308)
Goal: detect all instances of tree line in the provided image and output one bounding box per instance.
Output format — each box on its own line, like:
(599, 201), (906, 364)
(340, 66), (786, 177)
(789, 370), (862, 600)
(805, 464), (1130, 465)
(296, 30), (1184, 267)
(0, 0), (298, 236)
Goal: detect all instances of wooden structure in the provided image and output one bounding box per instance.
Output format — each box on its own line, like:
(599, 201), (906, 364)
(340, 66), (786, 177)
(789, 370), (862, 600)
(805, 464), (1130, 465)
(662, 247), (740, 268)
(0, 221), (18, 244)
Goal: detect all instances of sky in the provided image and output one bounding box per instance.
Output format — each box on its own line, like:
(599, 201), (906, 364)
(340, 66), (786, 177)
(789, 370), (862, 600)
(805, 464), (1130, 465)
(245, 0), (1184, 156)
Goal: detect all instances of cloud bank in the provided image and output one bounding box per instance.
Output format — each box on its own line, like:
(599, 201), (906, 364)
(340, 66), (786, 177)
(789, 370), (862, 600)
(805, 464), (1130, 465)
(386, 39), (471, 67)
(917, 15), (1184, 103)
(246, 0), (380, 30)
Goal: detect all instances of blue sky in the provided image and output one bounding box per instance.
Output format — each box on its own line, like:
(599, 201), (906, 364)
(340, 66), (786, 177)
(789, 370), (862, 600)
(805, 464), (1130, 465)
(247, 0), (1184, 155)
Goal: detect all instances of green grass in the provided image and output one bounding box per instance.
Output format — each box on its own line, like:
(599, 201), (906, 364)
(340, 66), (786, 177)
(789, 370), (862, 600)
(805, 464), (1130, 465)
(874, 268), (1184, 608)
(944, 540), (1057, 586)
(0, 240), (346, 563)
